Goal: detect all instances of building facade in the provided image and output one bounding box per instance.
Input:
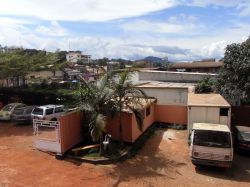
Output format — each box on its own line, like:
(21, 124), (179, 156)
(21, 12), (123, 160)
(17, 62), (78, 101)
(66, 51), (91, 64)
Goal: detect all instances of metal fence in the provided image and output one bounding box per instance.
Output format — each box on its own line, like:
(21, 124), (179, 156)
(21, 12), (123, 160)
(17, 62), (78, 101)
(33, 120), (62, 153)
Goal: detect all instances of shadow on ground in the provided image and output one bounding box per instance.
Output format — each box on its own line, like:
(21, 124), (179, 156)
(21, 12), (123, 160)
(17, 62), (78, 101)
(195, 153), (250, 183)
(109, 130), (187, 187)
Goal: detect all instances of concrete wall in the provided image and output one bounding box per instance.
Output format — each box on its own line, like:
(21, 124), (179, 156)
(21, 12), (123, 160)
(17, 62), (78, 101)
(187, 106), (231, 132)
(106, 104), (155, 143)
(155, 105), (187, 125)
(139, 71), (216, 83)
(59, 111), (83, 154)
(140, 87), (188, 105)
(138, 87), (188, 125)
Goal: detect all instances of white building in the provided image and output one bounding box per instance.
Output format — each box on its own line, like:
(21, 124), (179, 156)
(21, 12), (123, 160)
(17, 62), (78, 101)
(66, 51), (91, 63)
(187, 93), (231, 133)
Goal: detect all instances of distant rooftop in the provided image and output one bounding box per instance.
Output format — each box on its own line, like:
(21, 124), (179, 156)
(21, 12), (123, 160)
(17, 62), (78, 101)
(168, 61), (223, 69)
(139, 70), (217, 76)
(135, 81), (195, 89)
(188, 93), (230, 107)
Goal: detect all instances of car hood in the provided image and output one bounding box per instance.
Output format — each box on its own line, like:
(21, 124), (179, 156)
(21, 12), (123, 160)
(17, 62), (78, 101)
(0, 111), (10, 115)
(241, 137), (250, 142)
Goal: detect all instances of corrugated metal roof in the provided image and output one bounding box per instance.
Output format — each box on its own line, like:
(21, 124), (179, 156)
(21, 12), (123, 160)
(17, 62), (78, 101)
(188, 93), (230, 107)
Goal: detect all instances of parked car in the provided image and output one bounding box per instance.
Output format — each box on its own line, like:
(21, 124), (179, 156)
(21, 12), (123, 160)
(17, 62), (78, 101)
(11, 105), (36, 124)
(31, 105), (65, 121)
(190, 123), (233, 168)
(233, 126), (250, 152)
(0, 103), (27, 121)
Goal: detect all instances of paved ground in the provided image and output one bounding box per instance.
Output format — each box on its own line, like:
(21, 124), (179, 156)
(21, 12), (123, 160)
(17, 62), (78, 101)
(0, 122), (250, 187)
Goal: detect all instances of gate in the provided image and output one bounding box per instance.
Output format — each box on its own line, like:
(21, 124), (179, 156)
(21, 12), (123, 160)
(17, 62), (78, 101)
(33, 119), (62, 154)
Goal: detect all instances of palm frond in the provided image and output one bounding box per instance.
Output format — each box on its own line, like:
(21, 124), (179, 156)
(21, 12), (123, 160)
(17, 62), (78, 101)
(128, 106), (144, 132)
(90, 113), (107, 142)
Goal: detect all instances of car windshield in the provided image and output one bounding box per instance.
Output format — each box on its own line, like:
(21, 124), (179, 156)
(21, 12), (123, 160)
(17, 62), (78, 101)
(239, 131), (250, 141)
(193, 130), (231, 148)
(13, 108), (24, 115)
(2, 104), (15, 111)
(32, 108), (43, 115)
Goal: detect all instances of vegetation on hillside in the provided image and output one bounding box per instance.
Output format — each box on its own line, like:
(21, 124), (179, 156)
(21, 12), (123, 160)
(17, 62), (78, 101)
(0, 47), (67, 87)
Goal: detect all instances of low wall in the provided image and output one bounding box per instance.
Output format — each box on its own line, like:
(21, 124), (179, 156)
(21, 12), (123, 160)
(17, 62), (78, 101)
(155, 105), (187, 125)
(139, 70), (216, 83)
(231, 106), (250, 127)
(107, 104), (155, 142)
(59, 111), (83, 154)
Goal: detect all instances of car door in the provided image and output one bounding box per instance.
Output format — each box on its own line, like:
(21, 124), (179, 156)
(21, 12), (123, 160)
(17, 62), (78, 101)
(45, 108), (54, 120)
(54, 107), (64, 118)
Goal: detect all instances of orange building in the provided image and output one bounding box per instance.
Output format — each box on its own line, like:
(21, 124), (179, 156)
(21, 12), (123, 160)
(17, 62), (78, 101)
(136, 82), (195, 126)
(106, 98), (156, 142)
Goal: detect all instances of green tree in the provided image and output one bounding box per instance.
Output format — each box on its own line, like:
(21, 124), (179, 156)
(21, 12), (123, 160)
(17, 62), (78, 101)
(216, 37), (250, 105)
(195, 77), (215, 93)
(78, 75), (116, 155)
(111, 70), (147, 144)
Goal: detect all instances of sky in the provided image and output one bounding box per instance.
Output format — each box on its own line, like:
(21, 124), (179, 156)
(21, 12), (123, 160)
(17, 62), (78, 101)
(0, 0), (249, 61)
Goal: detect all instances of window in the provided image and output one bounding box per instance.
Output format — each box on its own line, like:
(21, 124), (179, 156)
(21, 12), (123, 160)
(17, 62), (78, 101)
(146, 107), (151, 117)
(2, 104), (15, 111)
(220, 108), (229, 116)
(32, 108), (43, 115)
(46, 108), (54, 115)
(194, 130), (231, 148)
(25, 107), (33, 114)
(55, 107), (63, 113)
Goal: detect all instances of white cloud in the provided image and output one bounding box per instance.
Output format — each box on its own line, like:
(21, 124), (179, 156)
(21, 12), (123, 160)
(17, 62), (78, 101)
(186, 0), (246, 8)
(0, 0), (178, 22)
(35, 21), (68, 36)
(121, 14), (202, 34)
(238, 2), (250, 16)
(0, 1), (249, 61)
(121, 20), (184, 33)
(0, 17), (248, 61)
(200, 40), (228, 58)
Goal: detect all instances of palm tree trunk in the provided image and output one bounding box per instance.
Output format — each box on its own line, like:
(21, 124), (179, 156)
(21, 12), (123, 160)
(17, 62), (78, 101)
(119, 101), (123, 145)
(99, 134), (104, 156)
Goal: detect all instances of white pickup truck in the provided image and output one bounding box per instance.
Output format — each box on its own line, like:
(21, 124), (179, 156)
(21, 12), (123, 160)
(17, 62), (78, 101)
(190, 123), (233, 168)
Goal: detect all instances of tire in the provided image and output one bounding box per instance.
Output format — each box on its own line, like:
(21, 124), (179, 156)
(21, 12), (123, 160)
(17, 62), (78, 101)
(51, 118), (58, 121)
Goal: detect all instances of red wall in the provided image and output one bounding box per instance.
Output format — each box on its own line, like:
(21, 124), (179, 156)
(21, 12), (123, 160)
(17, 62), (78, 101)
(154, 105), (187, 125)
(106, 104), (155, 142)
(59, 111), (83, 154)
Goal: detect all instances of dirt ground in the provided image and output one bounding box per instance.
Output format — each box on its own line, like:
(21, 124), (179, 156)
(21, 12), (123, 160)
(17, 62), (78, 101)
(0, 122), (250, 187)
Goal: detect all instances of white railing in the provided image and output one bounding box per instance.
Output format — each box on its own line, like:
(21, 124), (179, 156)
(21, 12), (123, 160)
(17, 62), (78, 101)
(33, 120), (62, 154)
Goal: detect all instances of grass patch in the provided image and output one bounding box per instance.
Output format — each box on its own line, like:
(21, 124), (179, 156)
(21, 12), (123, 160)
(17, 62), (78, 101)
(81, 147), (100, 158)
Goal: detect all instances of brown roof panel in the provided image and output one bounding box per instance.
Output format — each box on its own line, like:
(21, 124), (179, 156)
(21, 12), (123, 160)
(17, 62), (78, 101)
(188, 93), (230, 107)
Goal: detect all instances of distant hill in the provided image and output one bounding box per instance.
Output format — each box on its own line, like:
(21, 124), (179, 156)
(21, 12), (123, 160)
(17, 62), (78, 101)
(137, 56), (168, 64)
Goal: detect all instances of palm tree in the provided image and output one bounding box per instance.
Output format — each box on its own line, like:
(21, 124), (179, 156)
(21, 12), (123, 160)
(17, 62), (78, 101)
(78, 74), (116, 155)
(111, 69), (147, 144)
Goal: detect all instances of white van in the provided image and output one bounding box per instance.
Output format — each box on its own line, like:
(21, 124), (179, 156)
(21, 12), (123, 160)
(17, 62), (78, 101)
(31, 105), (65, 121)
(190, 123), (233, 168)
